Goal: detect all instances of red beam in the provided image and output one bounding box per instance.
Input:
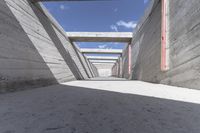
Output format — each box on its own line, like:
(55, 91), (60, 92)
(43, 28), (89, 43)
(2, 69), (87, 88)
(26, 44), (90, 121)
(161, 0), (169, 71)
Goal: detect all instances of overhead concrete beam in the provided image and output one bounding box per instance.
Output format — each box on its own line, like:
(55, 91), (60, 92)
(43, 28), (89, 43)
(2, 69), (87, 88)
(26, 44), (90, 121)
(33, 0), (110, 3)
(92, 64), (115, 68)
(86, 56), (119, 60)
(36, 0), (72, 1)
(80, 48), (123, 54)
(90, 60), (116, 63)
(37, 0), (108, 1)
(93, 63), (114, 66)
(92, 63), (115, 65)
(66, 32), (133, 42)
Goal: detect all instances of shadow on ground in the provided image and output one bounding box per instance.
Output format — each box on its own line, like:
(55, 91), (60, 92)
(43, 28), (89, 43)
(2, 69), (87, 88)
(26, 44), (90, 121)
(0, 84), (200, 133)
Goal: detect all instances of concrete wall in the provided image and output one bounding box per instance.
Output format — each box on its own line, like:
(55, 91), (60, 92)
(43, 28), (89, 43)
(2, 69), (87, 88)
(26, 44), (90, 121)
(95, 64), (113, 77)
(130, 0), (161, 82)
(75, 47), (94, 78)
(118, 57), (123, 78)
(161, 0), (200, 89)
(129, 0), (200, 89)
(121, 45), (130, 79)
(88, 60), (99, 77)
(112, 63), (118, 77)
(0, 0), (93, 92)
(112, 57), (122, 78)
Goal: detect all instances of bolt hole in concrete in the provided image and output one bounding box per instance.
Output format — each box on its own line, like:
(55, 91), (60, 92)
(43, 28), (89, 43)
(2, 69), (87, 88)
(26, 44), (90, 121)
(0, 77), (200, 133)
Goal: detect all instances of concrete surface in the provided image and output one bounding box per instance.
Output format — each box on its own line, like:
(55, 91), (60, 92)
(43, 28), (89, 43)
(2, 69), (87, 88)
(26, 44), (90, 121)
(0, 78), (200, 133)
(66, 32), (132, 42)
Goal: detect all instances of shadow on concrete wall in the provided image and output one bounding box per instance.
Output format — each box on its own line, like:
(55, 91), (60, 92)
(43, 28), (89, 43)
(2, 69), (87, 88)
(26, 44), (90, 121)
(0, 1), (58, 92)
(129, 0), (162, 83)
(28, 1), (84, 80)
(76, 49), (92, 78)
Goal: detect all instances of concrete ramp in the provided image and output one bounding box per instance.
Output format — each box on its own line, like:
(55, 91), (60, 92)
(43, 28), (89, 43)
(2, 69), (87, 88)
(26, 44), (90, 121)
(0, 80), (200, 133)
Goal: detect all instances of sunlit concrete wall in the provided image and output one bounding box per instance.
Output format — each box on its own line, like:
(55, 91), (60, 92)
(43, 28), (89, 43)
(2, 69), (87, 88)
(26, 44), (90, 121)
(0, 0), (93, 92)
(128, 0), (200, 89)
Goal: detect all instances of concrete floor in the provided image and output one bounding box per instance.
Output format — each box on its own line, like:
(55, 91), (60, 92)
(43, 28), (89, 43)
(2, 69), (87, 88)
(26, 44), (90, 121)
(0, 78), (200, 133)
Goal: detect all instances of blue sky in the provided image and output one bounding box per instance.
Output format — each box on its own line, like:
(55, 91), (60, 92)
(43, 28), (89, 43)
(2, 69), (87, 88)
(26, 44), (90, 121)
(43, 0), (149, 51)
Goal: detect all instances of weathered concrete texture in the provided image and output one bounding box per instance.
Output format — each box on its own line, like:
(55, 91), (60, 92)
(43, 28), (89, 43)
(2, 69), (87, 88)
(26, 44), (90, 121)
(129, 0), (162, 83)
(0, 0), (93, 92)
(161, 0), (200, 89)
(121, 0), (200, 89)
(0, 79), (200, 133)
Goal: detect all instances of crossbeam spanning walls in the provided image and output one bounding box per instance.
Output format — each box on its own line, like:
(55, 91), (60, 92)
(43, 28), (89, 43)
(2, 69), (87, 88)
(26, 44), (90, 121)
(65, 32), (131, 75)
(86, 56), (119, 60)
(36, 0), (132, 76)
(36, 0), (109, 1)
(80, 48), (123, 54)
(66, 32), (132, 42)
(90, 60), (117, 63)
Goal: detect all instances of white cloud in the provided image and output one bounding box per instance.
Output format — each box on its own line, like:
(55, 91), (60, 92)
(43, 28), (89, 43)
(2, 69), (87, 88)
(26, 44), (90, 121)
(59, 4), (70, 10)
(98, 45), (107, 49)
(110, 25), (118, 32)
(114, 8), (118, 12)
(60, 5), (65, 10)
(144, 0), (149, 4)
(117, 20), (137, 29)
(113, 42), (120, 45)
(110, 20), (137, 31)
